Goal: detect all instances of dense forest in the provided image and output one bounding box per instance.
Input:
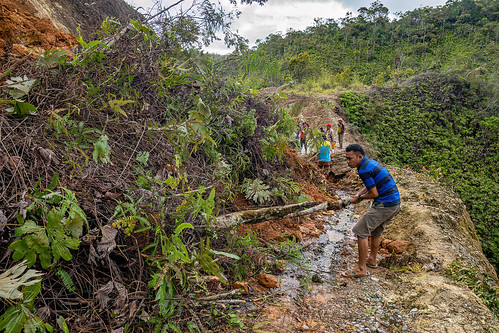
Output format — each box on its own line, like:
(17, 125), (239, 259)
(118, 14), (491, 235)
(224, 0), (498, 89)
(219, 0), (499, 268)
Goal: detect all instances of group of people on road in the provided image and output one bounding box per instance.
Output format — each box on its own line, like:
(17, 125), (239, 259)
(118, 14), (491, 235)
(297, 119), (346, 164)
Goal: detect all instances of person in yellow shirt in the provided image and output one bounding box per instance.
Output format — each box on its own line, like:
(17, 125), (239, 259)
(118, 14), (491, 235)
(317, 135), (332, 168)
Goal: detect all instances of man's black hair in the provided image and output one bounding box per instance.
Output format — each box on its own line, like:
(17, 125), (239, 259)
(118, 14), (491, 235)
(346, 144), (365, 156)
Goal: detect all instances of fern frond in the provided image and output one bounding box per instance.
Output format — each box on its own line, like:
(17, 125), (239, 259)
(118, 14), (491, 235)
(57, 268), (76, 292)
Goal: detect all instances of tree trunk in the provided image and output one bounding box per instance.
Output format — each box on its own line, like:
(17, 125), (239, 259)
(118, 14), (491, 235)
(214, 198), (351, 229)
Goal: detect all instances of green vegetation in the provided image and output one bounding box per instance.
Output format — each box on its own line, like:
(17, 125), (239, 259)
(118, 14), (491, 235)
(446, 260), (499, 315)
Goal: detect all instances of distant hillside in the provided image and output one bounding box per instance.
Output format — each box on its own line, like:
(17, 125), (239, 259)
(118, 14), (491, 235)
(224, 0), (498, 91)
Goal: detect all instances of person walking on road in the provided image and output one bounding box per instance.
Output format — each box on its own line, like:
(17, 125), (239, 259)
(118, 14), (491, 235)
(326, 123), (335, 146)
(337, 120), (345, 149)
(299, 122), (309, 154)
(342, 144), (401, 278)
(317, 135), (331, 168)
(326, 123), (336, 156)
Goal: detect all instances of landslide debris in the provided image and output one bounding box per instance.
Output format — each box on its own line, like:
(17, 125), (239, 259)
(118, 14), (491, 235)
(25, 0), (141, 37)
(0, 0), (76, 58)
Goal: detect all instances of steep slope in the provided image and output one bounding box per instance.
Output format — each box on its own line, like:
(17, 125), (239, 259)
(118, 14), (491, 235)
(0, 0), (140, 58)
(26, 0), (140, 36)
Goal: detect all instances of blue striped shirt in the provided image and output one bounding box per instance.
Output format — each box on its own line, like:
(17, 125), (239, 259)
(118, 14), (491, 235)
(357, 157), (400, 207)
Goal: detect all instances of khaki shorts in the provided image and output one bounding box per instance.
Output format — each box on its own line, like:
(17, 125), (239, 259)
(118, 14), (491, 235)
(352, 202), (400, 239)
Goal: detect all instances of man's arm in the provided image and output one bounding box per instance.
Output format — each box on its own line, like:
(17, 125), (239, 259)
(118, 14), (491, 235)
(351, 186), (378, 204)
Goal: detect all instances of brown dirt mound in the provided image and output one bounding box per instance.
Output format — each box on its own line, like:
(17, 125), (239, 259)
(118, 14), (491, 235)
(0, 0), (76, 58)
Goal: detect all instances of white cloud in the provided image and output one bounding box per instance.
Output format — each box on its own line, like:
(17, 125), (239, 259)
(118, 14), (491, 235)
(124, 0), (448, 54)
(230, 0), (349, 45)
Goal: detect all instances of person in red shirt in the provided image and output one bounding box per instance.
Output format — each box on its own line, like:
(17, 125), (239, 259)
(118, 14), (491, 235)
(299, 122), (309, 154)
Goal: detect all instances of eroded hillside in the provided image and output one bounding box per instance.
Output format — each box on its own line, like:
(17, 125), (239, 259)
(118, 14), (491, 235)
(0, 0), (139, 58)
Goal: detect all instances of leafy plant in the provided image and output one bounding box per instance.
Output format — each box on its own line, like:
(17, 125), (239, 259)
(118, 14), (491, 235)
(74, 26), (110, 66)
(56, 316), (70, 333)
(4, 76), (37, 99)
(4, 100), (38, 117)
(37, 49), (67, 68)
(8, 176), (85, 269)
(10, 210), (80, 269)
(241, 178), (271, 205)
(136, 151), (150, 166)
(271, 177), (300, 203)
(93, 134), (112, 164)
(0, 261), (42, 300)
(1, 75), (39, 117)
(0, 281), (52, 333)
(111, 195), (151, 236)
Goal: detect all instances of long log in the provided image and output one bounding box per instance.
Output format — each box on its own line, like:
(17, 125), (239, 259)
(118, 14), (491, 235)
(214, 198), (351, 229)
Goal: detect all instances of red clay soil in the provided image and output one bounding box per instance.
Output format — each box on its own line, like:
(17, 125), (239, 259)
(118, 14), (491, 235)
(0, 0), (76, 58)
(238, 214), (327, 244)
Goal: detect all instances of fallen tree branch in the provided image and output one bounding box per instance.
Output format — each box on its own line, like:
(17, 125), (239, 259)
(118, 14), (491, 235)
(196, 289), (239, 301)
(214, 199), (351, 229)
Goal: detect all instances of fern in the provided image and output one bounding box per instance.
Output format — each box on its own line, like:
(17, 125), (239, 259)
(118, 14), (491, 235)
(57, 268), (75, 292)
(241, 178), (271, 205)
(273, 177), (300, 202)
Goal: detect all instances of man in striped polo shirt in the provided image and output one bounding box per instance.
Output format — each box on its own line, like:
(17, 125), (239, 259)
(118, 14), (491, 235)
(343, 144), (401, 278)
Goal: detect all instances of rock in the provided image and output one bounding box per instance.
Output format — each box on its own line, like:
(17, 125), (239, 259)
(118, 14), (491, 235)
(247, 277), (267, 294)
(257, 273), (278, 288)
(386, 240), (411, 254)
(311, 274), (324, 283)
(381, 237), (393, 248)
(232, 281), (249, 294)
(328, 153), (351, 178)
(299, 222), (323, 237)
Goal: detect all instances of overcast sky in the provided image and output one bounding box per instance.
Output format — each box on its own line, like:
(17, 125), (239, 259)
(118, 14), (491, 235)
(124, 0), (448, 53)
